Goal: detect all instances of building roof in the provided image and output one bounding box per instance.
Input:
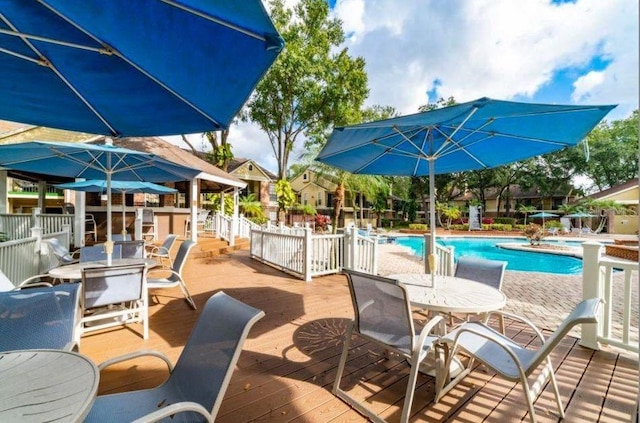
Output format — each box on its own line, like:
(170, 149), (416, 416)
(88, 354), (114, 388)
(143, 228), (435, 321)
(92, 137), (245, 190)
(227, 157), (277, 180)
(588, 179), (639, 201)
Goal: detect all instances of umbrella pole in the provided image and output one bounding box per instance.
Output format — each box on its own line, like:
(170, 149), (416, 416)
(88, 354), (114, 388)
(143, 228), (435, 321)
(428, 159), (438, 288)
(105, 167), (113, 266)
(122, 192), (127, 237)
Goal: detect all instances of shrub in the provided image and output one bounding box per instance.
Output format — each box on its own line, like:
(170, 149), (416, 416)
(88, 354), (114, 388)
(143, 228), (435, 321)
(408, 223), (428, 231)
(482, 217), (494, 224)
(314, 215), (331, 233)
(494, 217), (517, 225)
(0, 232), (8, 242)
(522, 223), (545, 245)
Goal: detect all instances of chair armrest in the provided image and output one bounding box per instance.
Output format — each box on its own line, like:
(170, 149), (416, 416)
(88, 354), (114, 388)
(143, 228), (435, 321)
(132, 401), (213, 423)
(484, 310), (546, 344)
(98, 349), (174, 372)
(148, 246), (169, 257)
(17, 274), (54, 288)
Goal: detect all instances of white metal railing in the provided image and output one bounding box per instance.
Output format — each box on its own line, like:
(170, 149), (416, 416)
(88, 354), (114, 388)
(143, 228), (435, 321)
(0, 212), (74, 241)
(238, 214), (261, 239)
(0, 213), (32, 240)
(423, 234), (455, 276)
(0, 236), (39, 284)
(250, 226), (377, 281)
(343, 228), (378, 274)
(310, 234), (344, 276)
(37, 213), (75, 238)
(581, 241), (639, 354)
(215, 213), (233, 242)
(251, 228), (307, 280)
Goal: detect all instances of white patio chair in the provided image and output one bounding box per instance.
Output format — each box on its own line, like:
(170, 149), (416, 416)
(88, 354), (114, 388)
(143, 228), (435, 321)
(141, 208), (156, 241)
(85, 213), (98, 242)
(84, 291), (264, 422)
(147, 239), (197, 309)
(146, 233), (178, 268)
(334, 269), (446, 423)
(111, 233), (132, 241)
(184, 209), (211, 236)
(79, 244), (122, 262)
(80, 263), (148, 339)
(436, 298), (602, 423)
(115, 240), (146, 258)
(45, 238), (80, 266)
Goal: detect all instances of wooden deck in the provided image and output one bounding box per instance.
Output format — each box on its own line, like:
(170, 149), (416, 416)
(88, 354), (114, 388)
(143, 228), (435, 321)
(80, 250), (639, 422)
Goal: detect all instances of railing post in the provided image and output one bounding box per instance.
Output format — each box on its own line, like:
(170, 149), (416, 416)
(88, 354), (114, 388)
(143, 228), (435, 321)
(580, 241), (603, 350)
(303, 228), (312, 282)
(32, 207), (41, 229)
(350, 227), (358, 271)
(424, 233), (430, 273)
(371, 236), (379, 275)
(134, 208), (143, 241)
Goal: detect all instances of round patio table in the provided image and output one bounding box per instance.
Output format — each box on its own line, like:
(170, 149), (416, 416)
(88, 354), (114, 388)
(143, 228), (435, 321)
(389, 273), (507, 315)
(48, 258), (158, 281)
(0, 349), (99, 422)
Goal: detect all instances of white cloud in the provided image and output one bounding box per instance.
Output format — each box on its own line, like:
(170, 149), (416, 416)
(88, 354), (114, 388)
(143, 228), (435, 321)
(164, 0), (638, 173)
(572, 70), (606, 102)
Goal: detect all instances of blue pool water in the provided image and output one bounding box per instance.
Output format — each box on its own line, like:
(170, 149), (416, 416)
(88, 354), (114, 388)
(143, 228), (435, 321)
(395, 237), (584, 275)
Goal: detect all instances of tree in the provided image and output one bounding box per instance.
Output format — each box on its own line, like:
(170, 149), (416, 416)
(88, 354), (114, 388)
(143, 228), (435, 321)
(275, 179), (296, 223)
(574, 111), (639, 190)
(517, 204), (537, 225)
(203, 130), (233, 172)
(437, 203), (461, 229)
(247, 0), (369, 181)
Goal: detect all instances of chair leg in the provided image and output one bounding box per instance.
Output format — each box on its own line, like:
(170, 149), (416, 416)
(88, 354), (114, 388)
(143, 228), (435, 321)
(545, 360), (565, 419)
(333, 322), (354, 397)
(521, 377), (539, 423)
(401, 354), (423, 423)
(177, 278), (197, 310)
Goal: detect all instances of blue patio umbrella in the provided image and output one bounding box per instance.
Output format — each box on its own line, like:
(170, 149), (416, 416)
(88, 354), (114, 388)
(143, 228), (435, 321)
(529, 212), (559, 229)
(316, 98), (615, 285)
(55, 180), (177, 237)
(0, 1), (284, 137)
(0, 140), (199, 263)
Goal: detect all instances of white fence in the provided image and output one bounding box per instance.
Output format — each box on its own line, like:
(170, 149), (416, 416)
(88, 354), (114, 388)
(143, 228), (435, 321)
(581, 241), (639, 354)
(423, 234), (455, 276)
(250, 227), (377, 281)
(0, 229), (72, 285)
(0, 211), (74, 241)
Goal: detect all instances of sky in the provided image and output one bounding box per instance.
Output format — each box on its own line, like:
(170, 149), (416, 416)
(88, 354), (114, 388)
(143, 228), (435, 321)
(164, 0), (639, 175)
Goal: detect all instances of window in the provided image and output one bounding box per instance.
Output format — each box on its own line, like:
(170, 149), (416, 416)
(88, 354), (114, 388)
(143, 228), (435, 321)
(269, 184), (277, 202)
(303, 173), (308, 180)
(248, 164), (253, 171)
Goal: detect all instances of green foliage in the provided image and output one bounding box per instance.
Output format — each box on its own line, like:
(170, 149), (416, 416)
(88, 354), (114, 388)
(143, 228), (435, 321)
(292, 202), (317, 217)
(248, 0), (369, 179)
(239, 193), (266, 220)
(546, 220), (564, 229)
(493, 217), (517, 225)
(0, 232), (8, 242)
(408, 223), (428, 231)
(207, 193), (234, 215)
(275, 179), (296, 212)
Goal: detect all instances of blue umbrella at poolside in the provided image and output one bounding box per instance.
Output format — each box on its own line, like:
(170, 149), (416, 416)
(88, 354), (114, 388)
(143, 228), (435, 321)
(0, 1), (283, 136)
(0, 141), (199, 264)
(55, 180), (177, 237)
(529, 212), (559, 229)
(564, 211), (597, 230)
(316, 98), (615, 286)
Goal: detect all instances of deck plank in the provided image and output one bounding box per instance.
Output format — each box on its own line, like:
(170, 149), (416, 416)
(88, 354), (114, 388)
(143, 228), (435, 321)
(78, 250), (639, 422)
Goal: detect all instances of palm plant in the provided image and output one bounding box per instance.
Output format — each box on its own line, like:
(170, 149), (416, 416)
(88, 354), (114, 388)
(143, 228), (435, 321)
(239, 193), (266, 221)
(517, 204), (538, 225)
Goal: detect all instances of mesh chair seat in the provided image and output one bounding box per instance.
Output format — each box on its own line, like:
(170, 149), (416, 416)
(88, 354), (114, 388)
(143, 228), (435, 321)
(147, 240), (196, 309)
(84, 292), (264, 422)
(0, 284), (81, 352)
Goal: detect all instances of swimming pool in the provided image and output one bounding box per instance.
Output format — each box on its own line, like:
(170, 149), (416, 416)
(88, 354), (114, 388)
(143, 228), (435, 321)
(395, 236), (584, 275)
